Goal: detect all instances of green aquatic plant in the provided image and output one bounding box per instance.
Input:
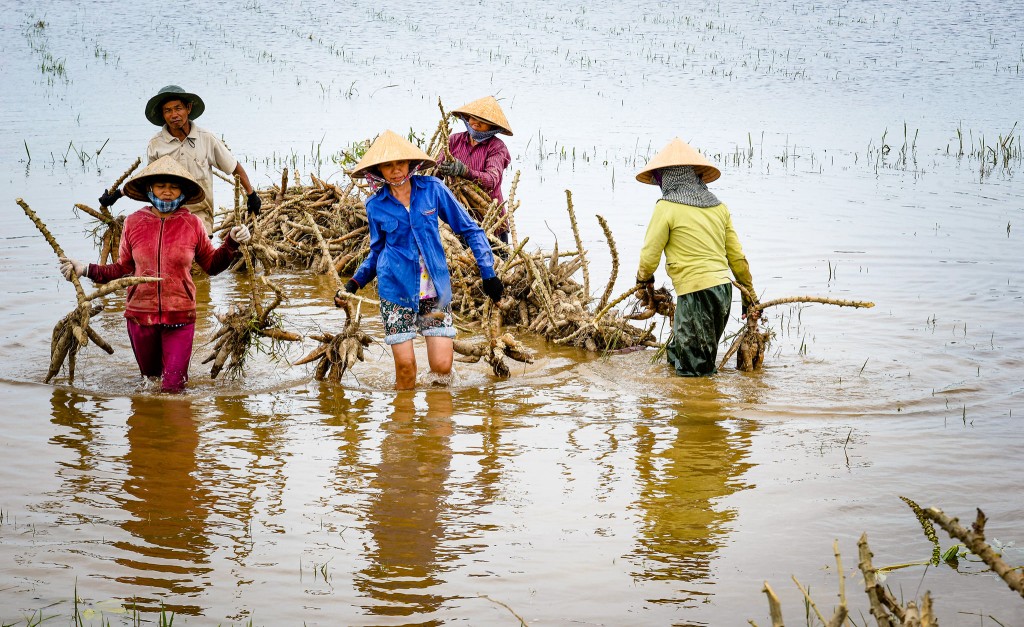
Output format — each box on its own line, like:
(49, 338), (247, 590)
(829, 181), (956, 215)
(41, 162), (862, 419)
(900, 495), (942, 566)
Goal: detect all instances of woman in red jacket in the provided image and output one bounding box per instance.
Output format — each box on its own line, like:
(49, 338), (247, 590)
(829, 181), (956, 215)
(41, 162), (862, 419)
(60, 156), (250, 393)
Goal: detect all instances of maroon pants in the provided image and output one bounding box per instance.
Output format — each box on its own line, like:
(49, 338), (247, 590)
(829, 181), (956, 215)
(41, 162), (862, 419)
(126, 320), (195, 393)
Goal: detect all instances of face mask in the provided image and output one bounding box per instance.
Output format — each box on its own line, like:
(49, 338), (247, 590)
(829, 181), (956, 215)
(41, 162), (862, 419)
(365, 162), (423, 192)
(463, 118), (501, 143)
(148, 190), (185, 213)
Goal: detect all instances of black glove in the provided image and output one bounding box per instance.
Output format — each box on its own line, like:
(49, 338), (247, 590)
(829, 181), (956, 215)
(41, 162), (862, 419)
(635, 274), (655, 293)
(436, 159), (468, 178)
(99, 188), (122, 207)
(482, 276), (504, 302)
(246, 191), (262, 215)
(334, 279), (360, 307)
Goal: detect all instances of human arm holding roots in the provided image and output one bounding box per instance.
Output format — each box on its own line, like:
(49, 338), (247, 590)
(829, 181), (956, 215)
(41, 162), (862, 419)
(350, 206), (386, 291)
(724, 213), (756, 314)
(436, 182), (497, 281)
(635, 203), (670, 285)
(84, 227), (136, 283)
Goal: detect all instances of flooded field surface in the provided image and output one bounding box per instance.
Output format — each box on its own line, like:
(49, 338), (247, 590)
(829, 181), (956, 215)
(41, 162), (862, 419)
(1, 0), (1022, 624)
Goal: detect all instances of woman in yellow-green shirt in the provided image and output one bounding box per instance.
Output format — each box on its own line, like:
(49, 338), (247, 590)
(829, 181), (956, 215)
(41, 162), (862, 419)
(634, 138), (756, 376)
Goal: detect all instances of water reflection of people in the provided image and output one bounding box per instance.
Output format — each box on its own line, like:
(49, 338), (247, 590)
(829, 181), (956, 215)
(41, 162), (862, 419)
(112, 395), (211, 614)
(629, 383), (753, 601)
(48, 389), (108, 510)
(357, 389), (455, 621)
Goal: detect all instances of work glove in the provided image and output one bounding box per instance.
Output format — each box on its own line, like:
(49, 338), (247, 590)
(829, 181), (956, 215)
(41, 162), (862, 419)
(334, 279), (360, 307)
(436, 159), (468, 179)
(99, 188), (122, 207)
(228, 225), (251, 244)
(482, 276), (504, 302)
(635, 274), (655, 293)
(58, 257), (87, 282)
(246, 191), (262, 215)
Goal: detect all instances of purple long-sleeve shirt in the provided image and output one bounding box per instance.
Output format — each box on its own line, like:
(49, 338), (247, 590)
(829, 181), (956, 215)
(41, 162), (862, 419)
(448, 132), (511, 203)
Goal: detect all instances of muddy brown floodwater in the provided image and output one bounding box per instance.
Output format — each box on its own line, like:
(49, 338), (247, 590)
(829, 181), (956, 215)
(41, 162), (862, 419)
(1, 0), (1022, 624)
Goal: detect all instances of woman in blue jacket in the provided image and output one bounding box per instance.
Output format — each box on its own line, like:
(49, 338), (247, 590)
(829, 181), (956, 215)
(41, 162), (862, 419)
(340, 130), (504, 389)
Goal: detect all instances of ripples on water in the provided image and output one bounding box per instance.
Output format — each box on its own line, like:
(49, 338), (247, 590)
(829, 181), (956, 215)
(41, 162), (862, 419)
(1, 0), (1022, 624)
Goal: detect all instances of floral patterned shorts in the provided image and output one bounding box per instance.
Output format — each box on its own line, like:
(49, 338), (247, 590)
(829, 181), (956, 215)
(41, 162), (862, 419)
(380, 297), (455, 345)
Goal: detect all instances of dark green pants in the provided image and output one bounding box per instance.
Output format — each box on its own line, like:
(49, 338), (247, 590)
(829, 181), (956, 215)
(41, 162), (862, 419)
(666, 283), (732, 377)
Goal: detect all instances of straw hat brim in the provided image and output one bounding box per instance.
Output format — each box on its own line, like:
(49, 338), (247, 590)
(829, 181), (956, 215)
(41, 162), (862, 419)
(145, 85), (205, 126)
(452, 96), (513, 136)
(351, 130), (436, 179)
(123, 155), (205, 204)
(635, 138), (721, 185)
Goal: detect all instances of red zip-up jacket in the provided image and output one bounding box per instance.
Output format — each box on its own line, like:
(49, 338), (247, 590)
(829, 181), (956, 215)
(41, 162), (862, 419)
(86, 207), (240, 325)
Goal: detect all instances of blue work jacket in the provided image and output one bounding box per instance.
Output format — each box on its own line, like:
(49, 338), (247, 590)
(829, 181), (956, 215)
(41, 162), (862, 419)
(351, 175), (496, 309)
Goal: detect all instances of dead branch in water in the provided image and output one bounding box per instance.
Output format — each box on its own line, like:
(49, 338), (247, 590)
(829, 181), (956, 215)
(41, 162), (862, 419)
(921, 505), (1024, 599)
(716, 283), (875, 372)
(293, 213), (378, 383)
(18, 197), (159, 383)
(201, 186), (300, 379)
(752, 502), (1024, 625)
(73, 157), (141, 264)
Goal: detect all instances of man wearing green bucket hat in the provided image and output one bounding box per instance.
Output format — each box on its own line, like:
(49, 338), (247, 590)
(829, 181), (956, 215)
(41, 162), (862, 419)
(98, 85), (261, 236)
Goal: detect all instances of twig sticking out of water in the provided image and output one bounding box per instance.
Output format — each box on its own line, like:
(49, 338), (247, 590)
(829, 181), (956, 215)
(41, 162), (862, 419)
(200, 185), (301, 379)
(73, 157), (141, 264)
(477, 594), (529, 626)
(292, 213), (376, 383)
(595, 214), (618, 311)
(565, 189), (590, 301)
(753, 533), (936, 626)
(922, 506), (1024, 599)
(717, 287), (875, 372)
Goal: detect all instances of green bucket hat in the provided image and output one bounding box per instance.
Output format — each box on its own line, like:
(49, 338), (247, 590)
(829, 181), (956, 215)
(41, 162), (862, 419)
(145, 85), (205, 126)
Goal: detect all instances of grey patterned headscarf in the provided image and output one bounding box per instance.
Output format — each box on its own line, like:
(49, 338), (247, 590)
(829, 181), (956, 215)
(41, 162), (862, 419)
(657, 165), (720, 208)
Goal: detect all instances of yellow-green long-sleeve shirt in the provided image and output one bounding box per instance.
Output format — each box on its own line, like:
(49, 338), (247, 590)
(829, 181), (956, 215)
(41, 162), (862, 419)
(636, 199), (755, 307)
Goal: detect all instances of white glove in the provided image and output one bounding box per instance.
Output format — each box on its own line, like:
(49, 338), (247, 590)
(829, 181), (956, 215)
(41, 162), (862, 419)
(229, 225), (251, 244)
(58, 257), (87, 281)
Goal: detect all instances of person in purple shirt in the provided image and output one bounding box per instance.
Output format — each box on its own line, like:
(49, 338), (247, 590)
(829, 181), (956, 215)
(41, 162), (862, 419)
(435, 96), (513, 246)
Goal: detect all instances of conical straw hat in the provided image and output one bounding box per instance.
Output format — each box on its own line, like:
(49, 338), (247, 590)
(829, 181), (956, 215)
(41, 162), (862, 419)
(452, 96), (513, 136)
(123, 155), (205, 204)
(351, 130), (436, 179)
(635, 138), (721, 185)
